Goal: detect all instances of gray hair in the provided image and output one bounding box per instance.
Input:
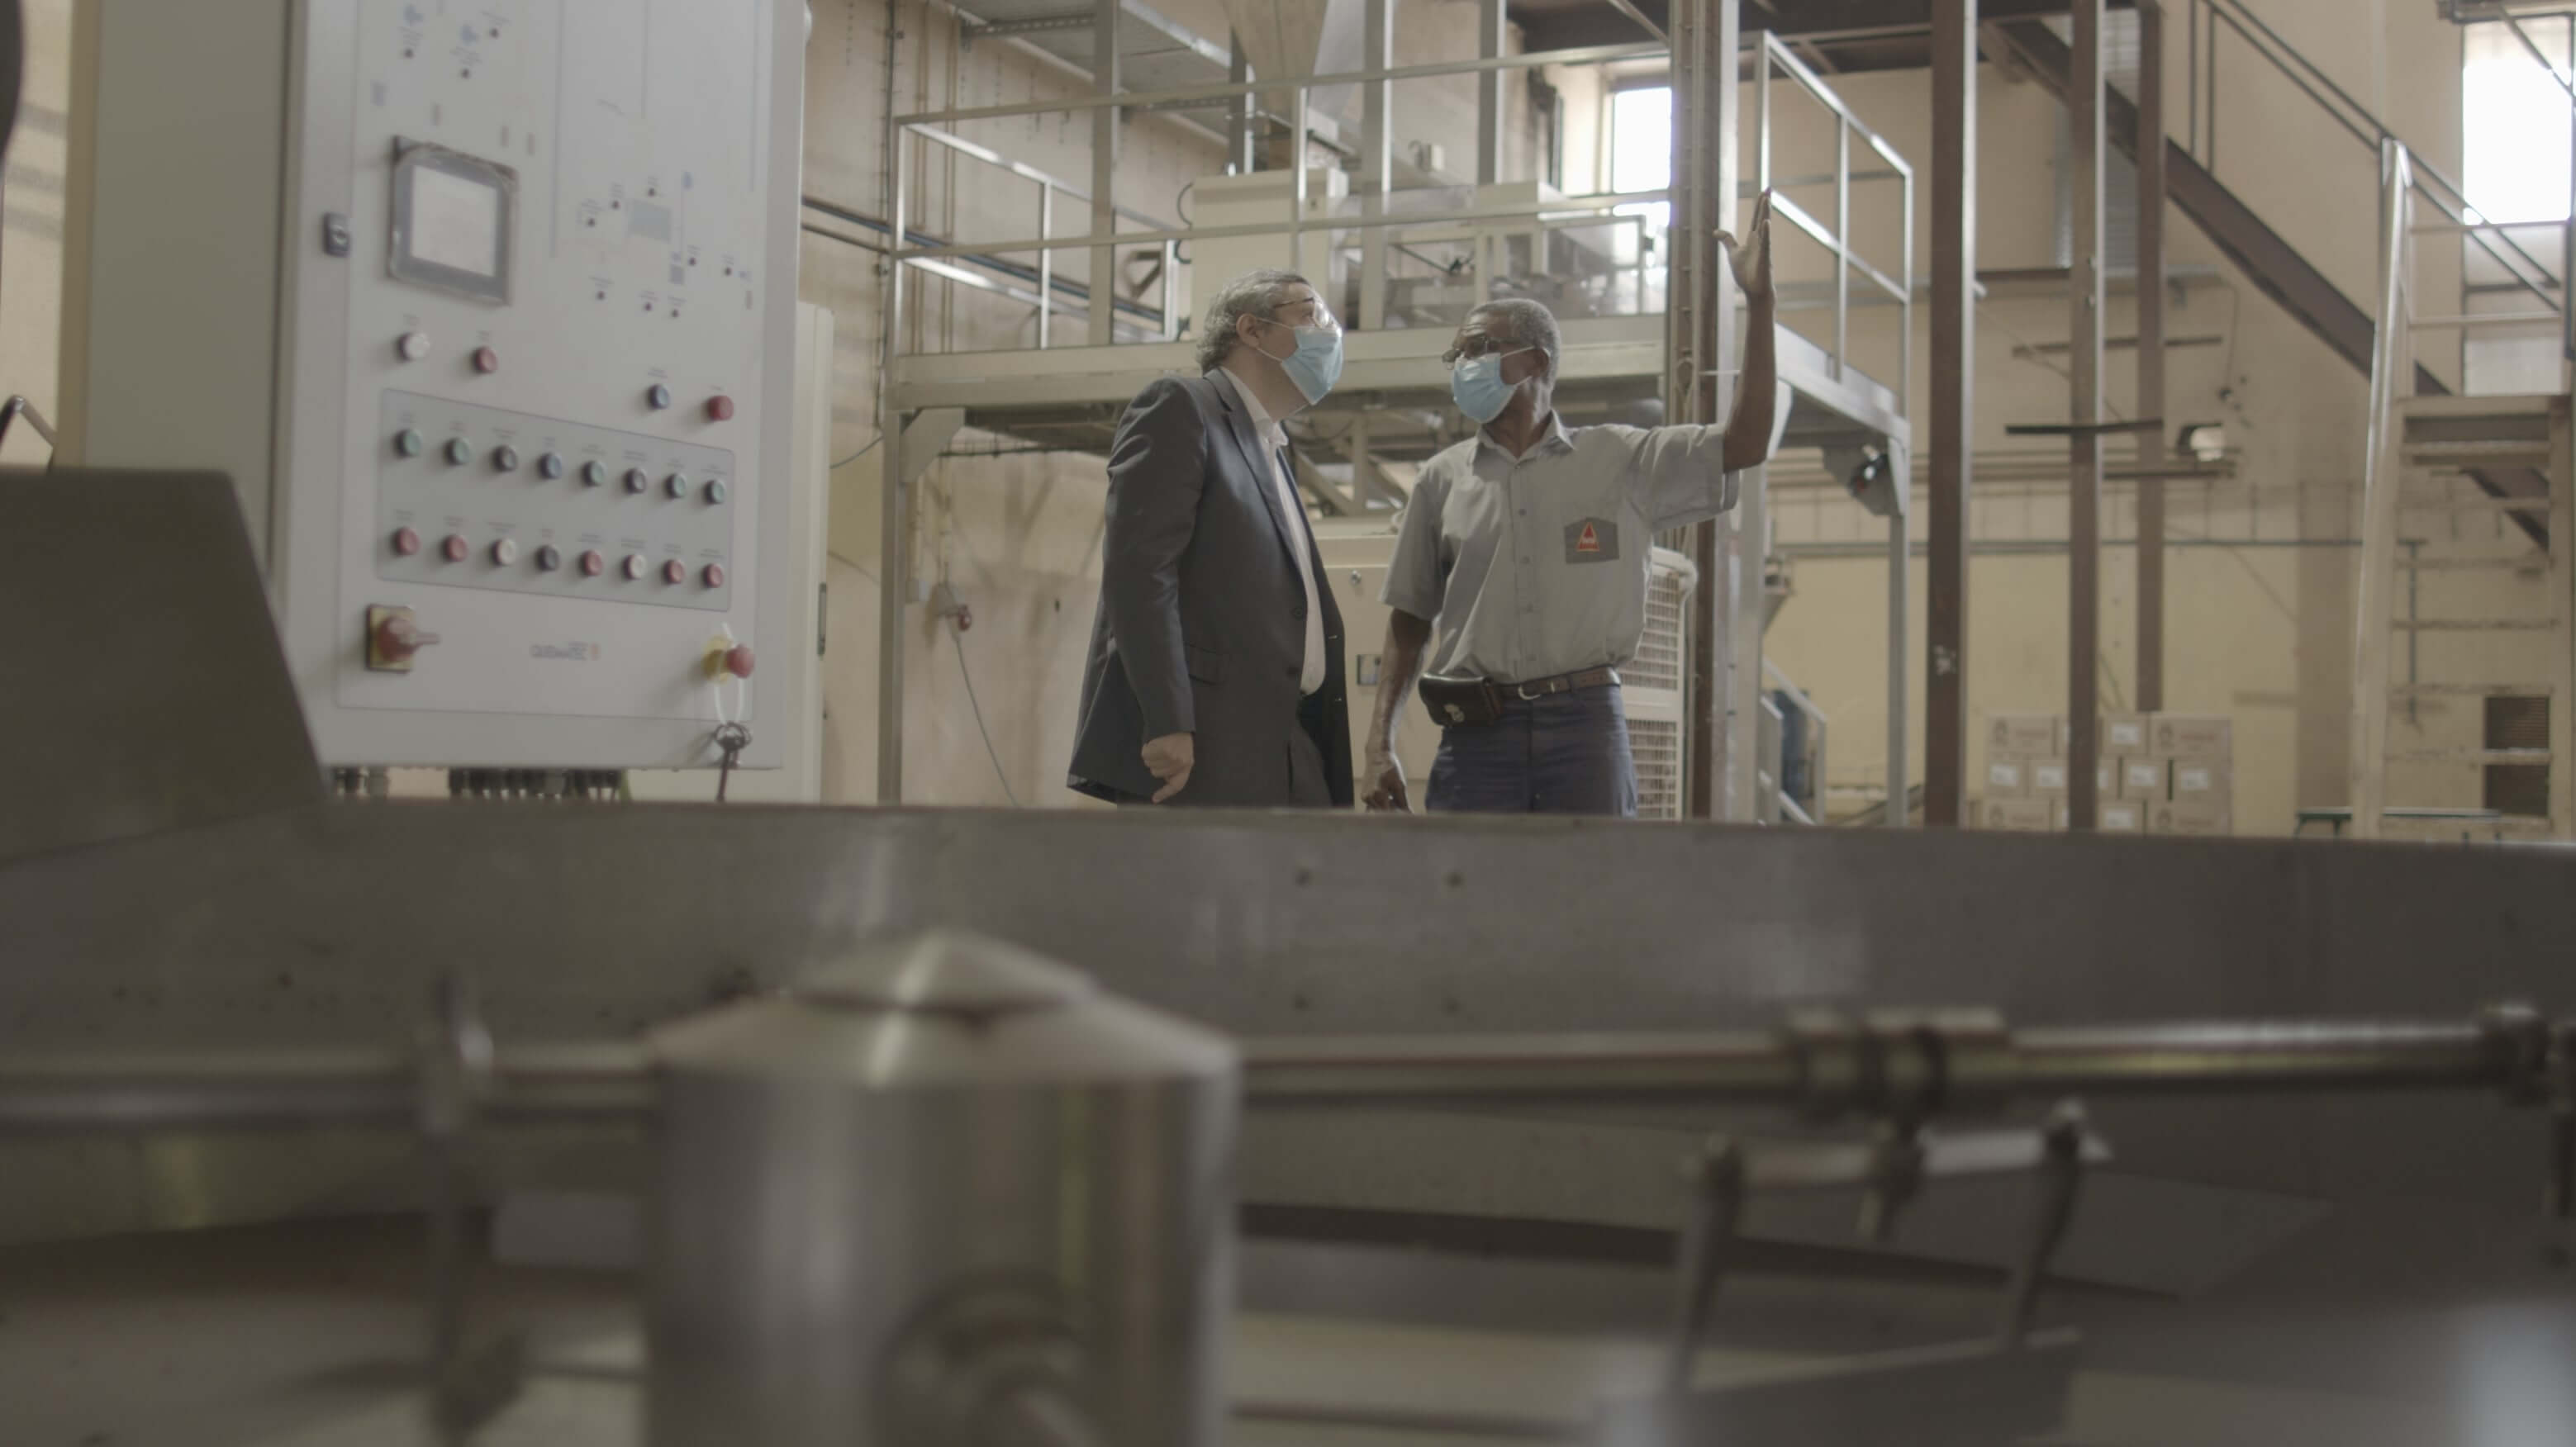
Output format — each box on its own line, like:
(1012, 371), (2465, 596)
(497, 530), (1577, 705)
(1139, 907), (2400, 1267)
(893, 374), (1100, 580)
(1195, 268), (1313, 372)
(1466, 298), (1562, 381)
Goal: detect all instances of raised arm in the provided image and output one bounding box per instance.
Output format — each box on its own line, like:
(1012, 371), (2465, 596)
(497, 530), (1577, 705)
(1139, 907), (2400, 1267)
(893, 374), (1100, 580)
(1100, 378), (1208, 749)
(1719, 188), (1777, 472)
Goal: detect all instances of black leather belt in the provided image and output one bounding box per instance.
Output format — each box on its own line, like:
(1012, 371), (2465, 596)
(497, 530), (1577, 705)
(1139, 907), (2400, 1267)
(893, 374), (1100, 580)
(1419, 667), (1620, 728)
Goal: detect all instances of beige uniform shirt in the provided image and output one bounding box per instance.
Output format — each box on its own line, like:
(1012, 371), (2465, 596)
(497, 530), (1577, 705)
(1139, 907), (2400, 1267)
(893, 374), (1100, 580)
(1383, 413), (1740, 683)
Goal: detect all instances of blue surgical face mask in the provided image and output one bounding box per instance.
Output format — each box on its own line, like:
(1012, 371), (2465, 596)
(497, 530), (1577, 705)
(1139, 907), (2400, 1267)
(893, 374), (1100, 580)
(1257, 316), (1344, 406)
(1451, 347), (1534, 424)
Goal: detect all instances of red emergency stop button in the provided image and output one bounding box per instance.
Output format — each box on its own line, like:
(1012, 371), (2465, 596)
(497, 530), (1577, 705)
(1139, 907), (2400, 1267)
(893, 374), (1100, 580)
(723, 643), (756, 679)
(705, 394), (735, 422)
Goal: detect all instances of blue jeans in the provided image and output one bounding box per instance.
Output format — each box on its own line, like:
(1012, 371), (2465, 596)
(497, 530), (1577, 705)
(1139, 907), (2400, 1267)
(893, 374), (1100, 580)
(1425, 685), (1639, 817)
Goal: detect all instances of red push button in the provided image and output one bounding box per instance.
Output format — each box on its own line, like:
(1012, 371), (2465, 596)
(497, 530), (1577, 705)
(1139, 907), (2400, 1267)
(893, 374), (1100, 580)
(392, 526), (421, 557)
(705, 394), (735, 422)
(440, 534), (470, 563)
(701, 562), (727, 589)
(473, 346), (500, 374)
(662, 559), (687, 585)
(580, 549), (606, 577)
(373, 613), (438, 663)
(723, 643), (756, 678)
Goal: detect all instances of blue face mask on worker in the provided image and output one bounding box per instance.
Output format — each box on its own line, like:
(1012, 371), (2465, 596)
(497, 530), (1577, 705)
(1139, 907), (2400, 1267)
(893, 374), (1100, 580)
(1451, 346), (1536, 424)
(1256, 312), (1344, 406)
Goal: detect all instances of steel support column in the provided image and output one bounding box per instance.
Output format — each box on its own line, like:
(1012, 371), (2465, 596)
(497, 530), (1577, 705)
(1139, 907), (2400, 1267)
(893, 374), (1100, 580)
(2067, 0), (2106, 830)
(1477, 0), (1507, 186)
(1673, 0), (1738, 820)
(1087, 0), (1120, 348)
(1359, 0), (1393, 332)
(1227, 33), (1256, 175)
(2135, 0), (2168, 713)
(875, 0), (908, 805)
(1926, 0), (1975, 828)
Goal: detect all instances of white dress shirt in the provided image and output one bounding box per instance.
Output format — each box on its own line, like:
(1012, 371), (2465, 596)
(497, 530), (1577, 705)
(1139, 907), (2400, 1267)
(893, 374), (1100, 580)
(1219, 365), (1327, 695)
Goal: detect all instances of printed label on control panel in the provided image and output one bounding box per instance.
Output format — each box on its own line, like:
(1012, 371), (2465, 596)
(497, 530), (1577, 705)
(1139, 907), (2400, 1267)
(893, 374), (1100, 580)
(375, 390), (735, 612)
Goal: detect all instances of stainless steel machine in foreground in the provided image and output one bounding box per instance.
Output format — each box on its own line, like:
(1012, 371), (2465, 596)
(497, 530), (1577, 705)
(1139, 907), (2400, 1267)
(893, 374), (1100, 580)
(4, 923), (2572, 1445)
(647, 933), (1237, 1447)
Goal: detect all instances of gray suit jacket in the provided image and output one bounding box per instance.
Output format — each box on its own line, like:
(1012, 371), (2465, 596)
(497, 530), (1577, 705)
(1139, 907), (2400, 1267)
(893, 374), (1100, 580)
(1068, 370), (1352, 807)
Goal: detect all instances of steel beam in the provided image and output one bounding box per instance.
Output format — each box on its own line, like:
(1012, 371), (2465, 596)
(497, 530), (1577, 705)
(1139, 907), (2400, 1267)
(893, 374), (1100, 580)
(1925, 0), (1974, 828)
(2067, 0), (2105, 831)
(1477, 0), (1507, 185)
(1088, 0), (1120, 349)
(1358, 0), (1393, 331)
(1673, 0), (1739, 819)
(1227, 33), (1255, 174)
(2135, 0), (2167, 712)
(876, 0), (908, 805)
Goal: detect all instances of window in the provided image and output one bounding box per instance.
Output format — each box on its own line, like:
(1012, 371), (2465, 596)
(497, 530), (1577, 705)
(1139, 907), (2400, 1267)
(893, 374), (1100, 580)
(1609, 84), (1671, 230)
(2463, 19), (2573, 224)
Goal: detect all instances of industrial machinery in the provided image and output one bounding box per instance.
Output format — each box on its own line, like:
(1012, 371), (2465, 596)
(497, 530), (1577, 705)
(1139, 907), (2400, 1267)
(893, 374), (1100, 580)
(58, 0), (808, 770)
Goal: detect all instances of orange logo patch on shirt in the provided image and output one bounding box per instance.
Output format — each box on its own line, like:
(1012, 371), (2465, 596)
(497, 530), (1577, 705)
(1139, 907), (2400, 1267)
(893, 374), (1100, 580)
(1563, 516), (1618, 564)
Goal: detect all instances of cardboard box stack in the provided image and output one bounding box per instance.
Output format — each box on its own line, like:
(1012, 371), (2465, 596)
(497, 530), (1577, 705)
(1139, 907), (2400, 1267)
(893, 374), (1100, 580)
(1969, 711), (2233, 836)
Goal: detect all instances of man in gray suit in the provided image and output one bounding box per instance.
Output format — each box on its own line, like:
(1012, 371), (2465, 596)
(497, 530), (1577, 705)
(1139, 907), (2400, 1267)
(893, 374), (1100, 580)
(1068, 269), (1354, 808)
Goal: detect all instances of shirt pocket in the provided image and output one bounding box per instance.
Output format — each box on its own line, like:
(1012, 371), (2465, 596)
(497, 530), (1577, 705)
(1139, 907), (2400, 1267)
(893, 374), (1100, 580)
(1186, 643), (1225, 684)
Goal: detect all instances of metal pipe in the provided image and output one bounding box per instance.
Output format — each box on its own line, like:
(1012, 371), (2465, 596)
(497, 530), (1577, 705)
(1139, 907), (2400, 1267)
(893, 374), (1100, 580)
(1242, 1018), (2526, 1111)
(1926, 0), (1973, 829)
(2067, 0), (2107, 832)
(892, 41), (1667, 130)
(1086, 0), (1118, 349)
(2008, 1022), (2498, 1096)
(875, 0), (908, 807)
(2136, 0), (2169, 713)
(0, 1046), (654, 1132)
(0, 1017), (2540, 1132)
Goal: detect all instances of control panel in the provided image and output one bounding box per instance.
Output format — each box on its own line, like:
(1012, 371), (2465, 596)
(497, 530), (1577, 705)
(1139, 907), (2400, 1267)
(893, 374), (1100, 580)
(376, 391), (735, 612)
(62, 0), (806, 769)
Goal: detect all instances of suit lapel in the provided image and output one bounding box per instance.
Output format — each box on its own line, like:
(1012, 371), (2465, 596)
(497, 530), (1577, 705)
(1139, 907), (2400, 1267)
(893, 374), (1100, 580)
(1210, 369), (1303, 571)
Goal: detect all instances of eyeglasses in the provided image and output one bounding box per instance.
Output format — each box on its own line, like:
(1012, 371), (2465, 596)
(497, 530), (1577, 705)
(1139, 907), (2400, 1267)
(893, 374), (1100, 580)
(1441, 337), (1533, 365)
(1264, 301), (1338, 333)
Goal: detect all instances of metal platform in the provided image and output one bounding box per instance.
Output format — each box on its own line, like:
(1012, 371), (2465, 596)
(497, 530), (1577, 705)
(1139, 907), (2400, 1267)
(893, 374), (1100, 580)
(887, 313), (1908, 464)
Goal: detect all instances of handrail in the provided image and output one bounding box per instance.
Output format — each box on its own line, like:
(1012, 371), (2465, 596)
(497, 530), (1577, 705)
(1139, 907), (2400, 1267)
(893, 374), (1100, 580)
(2350, 139), (2418, 842)
(2195, 0), (2563, 309)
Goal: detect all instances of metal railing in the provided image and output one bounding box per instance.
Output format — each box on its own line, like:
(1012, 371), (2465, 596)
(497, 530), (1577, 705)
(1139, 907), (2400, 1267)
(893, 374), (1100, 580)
(2188, 0), (2567, 328)
(892, 125), (1186, 345)
(1750, 31), (1915, 408)
(880, 30), (1913, 418)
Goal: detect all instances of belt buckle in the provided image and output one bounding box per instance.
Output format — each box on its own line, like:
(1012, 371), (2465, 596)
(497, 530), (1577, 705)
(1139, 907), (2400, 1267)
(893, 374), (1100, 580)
(1516, 680), (1547, 701)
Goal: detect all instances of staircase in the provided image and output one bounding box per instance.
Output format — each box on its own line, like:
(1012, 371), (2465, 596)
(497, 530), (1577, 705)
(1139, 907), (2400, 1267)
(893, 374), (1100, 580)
(1988, 9), (2555, 550)
(2350, 143), (2576, 838)
(1989, 5), (2576, 837)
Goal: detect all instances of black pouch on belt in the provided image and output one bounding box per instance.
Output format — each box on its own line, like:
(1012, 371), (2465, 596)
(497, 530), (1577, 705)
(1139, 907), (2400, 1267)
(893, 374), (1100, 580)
(1419, 676), (1502, 728)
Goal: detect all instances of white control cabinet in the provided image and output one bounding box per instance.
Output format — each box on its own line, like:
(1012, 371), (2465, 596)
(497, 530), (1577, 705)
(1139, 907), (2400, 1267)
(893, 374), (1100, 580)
(63, 0), (805, 768)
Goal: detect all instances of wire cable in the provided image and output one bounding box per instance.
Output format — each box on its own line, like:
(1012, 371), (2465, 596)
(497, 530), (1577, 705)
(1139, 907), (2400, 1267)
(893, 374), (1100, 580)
(832, 435), (884, 471)
(949, 624), (1022, 807)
